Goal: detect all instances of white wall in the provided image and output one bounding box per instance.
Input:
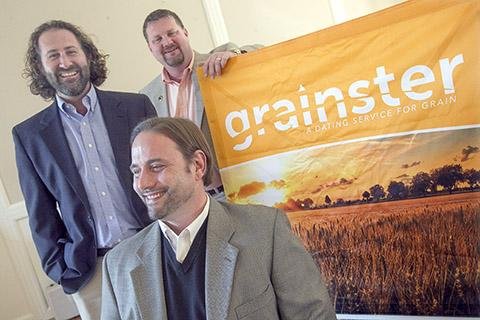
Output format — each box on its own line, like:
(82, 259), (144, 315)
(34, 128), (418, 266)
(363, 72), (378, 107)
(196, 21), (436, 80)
(0, 0), (405, 318)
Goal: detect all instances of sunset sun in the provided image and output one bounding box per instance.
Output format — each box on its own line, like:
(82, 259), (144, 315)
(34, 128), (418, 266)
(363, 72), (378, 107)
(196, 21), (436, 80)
(249, 187), (286, 206)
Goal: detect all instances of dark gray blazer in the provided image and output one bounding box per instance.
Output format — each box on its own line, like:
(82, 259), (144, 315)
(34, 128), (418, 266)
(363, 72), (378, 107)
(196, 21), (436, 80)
(12, 89), (156, 294)
(101, 198), (337, 320)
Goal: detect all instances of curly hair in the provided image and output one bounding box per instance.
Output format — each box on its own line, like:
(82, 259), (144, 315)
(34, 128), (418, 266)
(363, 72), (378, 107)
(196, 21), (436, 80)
(24, 20), (109, 100)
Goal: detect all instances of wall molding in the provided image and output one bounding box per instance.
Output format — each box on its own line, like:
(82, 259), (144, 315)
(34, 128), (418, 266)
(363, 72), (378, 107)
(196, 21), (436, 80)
(13, 315), (35, 320)
(0, 174), (53, 320)
(0, 175), (11, 209)
(201, 0), (230, 46)
(327, 0), (348, 24)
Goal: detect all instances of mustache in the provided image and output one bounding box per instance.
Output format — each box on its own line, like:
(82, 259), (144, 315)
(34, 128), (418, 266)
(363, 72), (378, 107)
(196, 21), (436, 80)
(162, 44), (179, 52)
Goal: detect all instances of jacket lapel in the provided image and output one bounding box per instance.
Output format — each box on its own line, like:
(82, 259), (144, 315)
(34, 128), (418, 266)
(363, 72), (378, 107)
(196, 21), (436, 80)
(39, 103), (90, 209)
(131, 225), (168, 319)
(193, 52), (210, 127)
(205, 199), (239, 320)
(192, 71), (205, 128)
(151, 76), (170, 117)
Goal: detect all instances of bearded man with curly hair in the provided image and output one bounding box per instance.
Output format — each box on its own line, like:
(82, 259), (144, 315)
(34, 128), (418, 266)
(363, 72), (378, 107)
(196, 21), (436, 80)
(12, 20), (156, 319)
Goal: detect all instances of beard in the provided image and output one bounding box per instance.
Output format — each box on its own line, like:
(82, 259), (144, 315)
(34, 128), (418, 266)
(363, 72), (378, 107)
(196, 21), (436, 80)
(145, 178), (195, 221)
(44, 63), (91, 97)
(162, 45), (185, 67)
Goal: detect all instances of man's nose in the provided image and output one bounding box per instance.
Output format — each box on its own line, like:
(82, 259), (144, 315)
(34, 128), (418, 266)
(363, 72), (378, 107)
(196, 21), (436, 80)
(59, 53), (73, 69)
(161, 36), (174, 46)
(136, 170), (155, 191)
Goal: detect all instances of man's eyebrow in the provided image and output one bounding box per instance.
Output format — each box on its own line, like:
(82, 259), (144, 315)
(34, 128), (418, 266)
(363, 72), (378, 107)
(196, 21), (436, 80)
(44, 45), (78, 55)
(44, 48), (58, 56)
(130, 158), (166, 170)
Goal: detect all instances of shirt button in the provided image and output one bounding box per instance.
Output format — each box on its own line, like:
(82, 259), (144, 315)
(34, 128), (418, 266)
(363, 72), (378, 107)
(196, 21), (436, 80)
(94, 167), (99, 171)
(88, 144), (93, 148)
(82, 122), (87, 126)
(108, 216), (113, 220)
(101, 192), (106, 196)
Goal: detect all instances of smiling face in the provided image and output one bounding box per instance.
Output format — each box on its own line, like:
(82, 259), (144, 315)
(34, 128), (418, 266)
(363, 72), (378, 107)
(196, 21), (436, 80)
(38, 28), (91, 100)
(145, 16), (193, 71)
(130, 131), (207, 227)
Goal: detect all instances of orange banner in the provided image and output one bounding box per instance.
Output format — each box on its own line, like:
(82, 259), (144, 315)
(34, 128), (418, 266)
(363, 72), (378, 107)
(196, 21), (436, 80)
(199, 0), (480, 317)
(199, 0), (479, 169)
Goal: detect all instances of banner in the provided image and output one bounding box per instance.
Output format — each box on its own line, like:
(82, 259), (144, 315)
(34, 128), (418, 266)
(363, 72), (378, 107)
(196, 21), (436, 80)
(198, 0), (479, 317)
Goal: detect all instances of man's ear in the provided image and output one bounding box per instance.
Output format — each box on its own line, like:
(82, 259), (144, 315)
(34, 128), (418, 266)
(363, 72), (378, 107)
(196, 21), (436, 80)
(184, 28), (189, 37)
(191, 150), (207, 181)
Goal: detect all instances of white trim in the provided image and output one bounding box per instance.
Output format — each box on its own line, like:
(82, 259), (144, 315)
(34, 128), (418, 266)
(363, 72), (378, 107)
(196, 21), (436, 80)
(327, 0), (348, 24)
(201, 0), (230, 46)
(0, 176), (10, 209)
(0, 201), (53, 320)
(11, 315), (36, 320)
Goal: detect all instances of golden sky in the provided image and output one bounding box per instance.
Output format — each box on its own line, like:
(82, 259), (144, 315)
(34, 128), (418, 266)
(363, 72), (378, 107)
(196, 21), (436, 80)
(223, 127), (480, 206)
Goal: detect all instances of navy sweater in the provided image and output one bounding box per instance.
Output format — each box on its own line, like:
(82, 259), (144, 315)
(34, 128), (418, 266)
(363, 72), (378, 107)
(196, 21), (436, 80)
(161, 219), (208, 320)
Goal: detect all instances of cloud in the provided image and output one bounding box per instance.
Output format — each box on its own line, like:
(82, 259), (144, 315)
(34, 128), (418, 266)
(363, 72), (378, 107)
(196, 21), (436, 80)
(395, 173), (412, 183)
(275, 198), (301, 211)
(461, 145), (479, 162)
(270, 180), (286, 188)
(310, 177), (354, 194)
(338, 178), (353, 185)
(237, 181), (266, 199)
(227, 192), (237, 202)
(401, 161), (421, 169)
(229, 179), (287, 203)
(312, 186), (325, 194)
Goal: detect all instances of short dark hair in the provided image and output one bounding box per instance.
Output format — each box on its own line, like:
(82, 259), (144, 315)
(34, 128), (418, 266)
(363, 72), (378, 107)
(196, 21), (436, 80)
(24, 20), (108, 100)
(142, 9), (185, 42)
(131, 117), (213, 186)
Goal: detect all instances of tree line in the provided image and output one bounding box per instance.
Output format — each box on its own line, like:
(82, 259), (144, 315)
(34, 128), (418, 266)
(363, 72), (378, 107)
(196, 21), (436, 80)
(293, 164), (480, 209)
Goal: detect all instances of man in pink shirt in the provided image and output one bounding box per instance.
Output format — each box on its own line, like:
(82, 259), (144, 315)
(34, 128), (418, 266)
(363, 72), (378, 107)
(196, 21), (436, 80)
(140, 9), (260, 201)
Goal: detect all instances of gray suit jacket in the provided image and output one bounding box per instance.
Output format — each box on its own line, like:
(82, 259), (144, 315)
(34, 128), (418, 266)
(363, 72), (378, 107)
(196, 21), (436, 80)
(101, 198), (336, 320)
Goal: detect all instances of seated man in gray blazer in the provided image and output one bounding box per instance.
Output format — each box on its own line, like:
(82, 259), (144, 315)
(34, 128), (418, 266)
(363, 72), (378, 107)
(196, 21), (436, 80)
(140, 9), (261, 202)
(101, 117), (336, 320)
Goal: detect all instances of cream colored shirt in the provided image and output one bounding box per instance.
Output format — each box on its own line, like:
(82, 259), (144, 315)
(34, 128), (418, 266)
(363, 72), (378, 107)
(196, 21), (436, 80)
(158, 195), (210, 263)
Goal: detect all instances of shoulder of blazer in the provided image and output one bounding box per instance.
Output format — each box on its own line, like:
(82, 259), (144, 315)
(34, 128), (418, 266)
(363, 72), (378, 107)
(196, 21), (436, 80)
(139, 75), (164, 95)
(96, 88), (147, 102)
(209, 200), (280, 238)
(106, 221), (159, 264)
(95, 88), (153, 114)
(13, 100), (58, 137)
(194, 51), (210, 67)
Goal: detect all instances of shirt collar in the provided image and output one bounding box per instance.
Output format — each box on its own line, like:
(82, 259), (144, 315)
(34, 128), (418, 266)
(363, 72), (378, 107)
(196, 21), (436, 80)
(158, 194), (210, 243)
(56, 83), (97, 115)
(161, 50), (195, 85)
